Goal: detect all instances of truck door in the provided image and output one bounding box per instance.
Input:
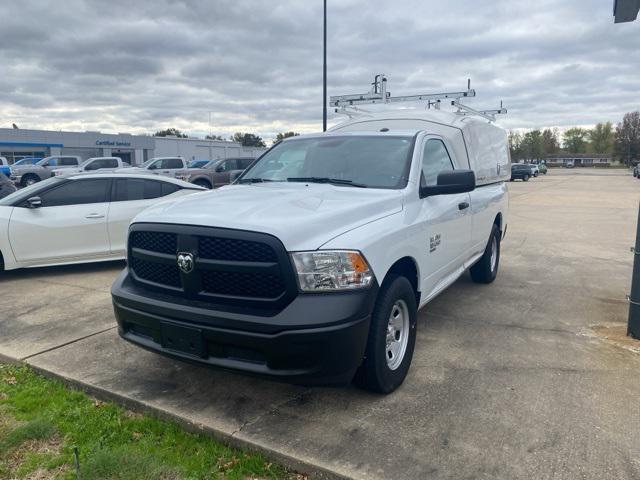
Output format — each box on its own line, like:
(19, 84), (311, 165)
(212, 158), (237, 187)
(418, 137), (472, 294)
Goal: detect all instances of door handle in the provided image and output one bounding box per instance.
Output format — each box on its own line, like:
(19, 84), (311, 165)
(458, 202), (470, 210)
(85, 213), (105, 219)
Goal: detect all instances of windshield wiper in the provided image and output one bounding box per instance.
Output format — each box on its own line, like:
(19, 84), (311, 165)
(287, 177), (368, 188)
(237, 178), (276, 184)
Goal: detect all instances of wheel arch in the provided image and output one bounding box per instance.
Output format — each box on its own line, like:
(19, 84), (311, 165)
(381, 256), (421, 305)
(192, 177), (212, 189)
(494, 212), (503, 235)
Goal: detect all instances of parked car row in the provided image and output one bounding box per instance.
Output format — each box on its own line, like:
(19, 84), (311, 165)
(510, 162), (547, 181)
(9, 155), (257, 189)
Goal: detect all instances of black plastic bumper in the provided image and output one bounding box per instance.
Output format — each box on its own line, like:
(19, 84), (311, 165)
(111, 269), (378, 385)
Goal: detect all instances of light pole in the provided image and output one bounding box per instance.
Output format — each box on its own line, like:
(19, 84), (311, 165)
(208, 111), (214, 160)
(323, 0), (327, 132)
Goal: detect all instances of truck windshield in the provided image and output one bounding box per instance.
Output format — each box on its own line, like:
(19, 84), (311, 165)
(239, 135), (414, 189)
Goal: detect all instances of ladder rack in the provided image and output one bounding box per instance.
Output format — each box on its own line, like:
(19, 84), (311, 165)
(329, 74), (507, 122)
(451, 100), (507, 122)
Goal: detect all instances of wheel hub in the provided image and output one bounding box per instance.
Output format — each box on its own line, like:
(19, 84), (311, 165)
(385, 299), (410, 370)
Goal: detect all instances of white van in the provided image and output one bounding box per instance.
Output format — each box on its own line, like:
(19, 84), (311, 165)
(111, 108), (510, 393)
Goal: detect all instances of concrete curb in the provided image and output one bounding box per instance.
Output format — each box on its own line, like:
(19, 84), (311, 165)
(3, 352), (351, 480)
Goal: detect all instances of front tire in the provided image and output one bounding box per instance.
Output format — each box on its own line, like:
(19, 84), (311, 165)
(523, 174), (530, 181)
(470, 224), (501, 284)
(21, 175), (39, 187)
(355, 274), (417, 394)
(193, 179), (212, 189)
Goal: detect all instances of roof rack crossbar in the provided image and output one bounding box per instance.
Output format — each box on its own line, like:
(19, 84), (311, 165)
(330, 74), (475, 109)
(451, 100), (507, 122)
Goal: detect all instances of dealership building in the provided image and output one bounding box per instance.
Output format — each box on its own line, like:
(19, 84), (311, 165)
(0, 128), (267, 165)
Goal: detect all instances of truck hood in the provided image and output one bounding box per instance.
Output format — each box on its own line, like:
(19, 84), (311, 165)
(133, 183), (404, 251)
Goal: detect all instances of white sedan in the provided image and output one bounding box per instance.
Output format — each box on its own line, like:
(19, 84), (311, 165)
(0, 173), (205, 271)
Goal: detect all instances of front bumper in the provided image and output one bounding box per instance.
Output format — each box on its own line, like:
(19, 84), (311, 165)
(111, 269), (378, 385)
(10, 174), (21, 184)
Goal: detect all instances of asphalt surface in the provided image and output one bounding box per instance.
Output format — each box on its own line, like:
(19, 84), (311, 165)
(1, 169), (639, 479)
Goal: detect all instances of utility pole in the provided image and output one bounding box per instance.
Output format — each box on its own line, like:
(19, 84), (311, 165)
(322, 0), (327, 132)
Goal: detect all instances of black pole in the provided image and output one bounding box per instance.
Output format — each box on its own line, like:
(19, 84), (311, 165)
(322, 0), (327, 132)
(628, 203), (640, 338)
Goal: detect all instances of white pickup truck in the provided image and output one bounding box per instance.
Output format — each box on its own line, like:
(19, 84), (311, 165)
(52, 157), (128, 176)
(111, 109), (510, 393)
(116, 157), (190, 180)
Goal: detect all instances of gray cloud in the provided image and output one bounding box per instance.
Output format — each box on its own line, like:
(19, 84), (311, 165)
(0, 0), (638, 140)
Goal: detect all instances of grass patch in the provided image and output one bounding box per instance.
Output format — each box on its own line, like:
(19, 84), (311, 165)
(0, 364), (304, 479)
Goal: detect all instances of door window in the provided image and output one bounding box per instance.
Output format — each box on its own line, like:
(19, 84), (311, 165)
(60, 157), (79, 166)
(113, 178), (177, 201)
(219, 159), (237, 172)
(85, 159), (118, 170)
(161, 182), (180, 195)
(421, 139), (454, 187)
(238, 159), (253, 169)
(165, 158), (183, 169)
(39, 179), (110, 207)
(144, 180), (162, 198)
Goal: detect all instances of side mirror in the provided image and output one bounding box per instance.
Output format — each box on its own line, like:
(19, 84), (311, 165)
(27, 196), (42, 208)
(215, 166), (224, 173)
(420, 170), (476, 198)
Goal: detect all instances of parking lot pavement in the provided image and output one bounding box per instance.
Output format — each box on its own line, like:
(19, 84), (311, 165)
(1, 169), (640, 479)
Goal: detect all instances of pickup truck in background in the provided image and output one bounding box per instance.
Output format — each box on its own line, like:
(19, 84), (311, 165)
(183, 157), (255, 189)
(53, 157), (128, 176)
(116, 157), (189, 179)
(112, 108), (510, 394)
(11, 156), (82, 186)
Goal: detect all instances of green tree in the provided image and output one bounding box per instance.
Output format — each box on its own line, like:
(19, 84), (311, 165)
(542, 128), (560, 155)
(587, 122), (614, 153)
(273, 131), (300, 145)
(562, 128), (588, 153)
(154, 128), (188, 138)
(520, 129), (544, 160)
(231, 132), (266, 147)
(615, 112), (640, 165)
(205, 134), (225, 141)
(508, 131), (523, 161)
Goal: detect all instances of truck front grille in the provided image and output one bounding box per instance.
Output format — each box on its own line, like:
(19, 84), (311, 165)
(130, 257), (181, 288)
(127, 224), (297, 314)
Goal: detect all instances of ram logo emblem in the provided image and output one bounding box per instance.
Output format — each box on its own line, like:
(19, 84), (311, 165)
(176, 252), (195, 274)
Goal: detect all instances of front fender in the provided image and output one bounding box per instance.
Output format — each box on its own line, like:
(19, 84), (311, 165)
(320, 211), (423, 293)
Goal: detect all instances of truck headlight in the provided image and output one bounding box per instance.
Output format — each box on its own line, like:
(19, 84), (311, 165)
(291, 250), (374, 291)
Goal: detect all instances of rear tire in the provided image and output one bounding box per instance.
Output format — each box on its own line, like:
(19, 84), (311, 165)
(355, 274), (417, 394)
(470, 224), (501, 284)
(523, 174), (530, 181)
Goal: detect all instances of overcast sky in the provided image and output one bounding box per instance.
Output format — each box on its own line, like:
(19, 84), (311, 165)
(1, 0), (638, 141)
